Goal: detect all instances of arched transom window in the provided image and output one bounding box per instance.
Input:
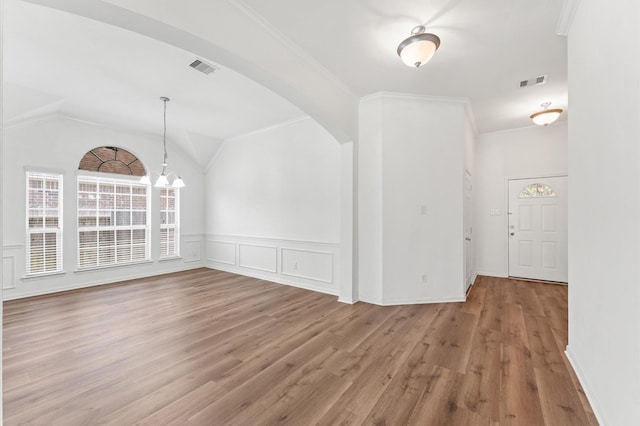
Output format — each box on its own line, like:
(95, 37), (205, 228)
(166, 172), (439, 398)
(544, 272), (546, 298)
(78, 146), (145, 176)
(518, 183), (556, 198)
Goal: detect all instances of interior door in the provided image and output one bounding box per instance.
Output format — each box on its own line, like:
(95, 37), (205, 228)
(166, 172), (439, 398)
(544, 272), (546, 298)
(508, 176), (567, 282)
(464, 171), (474, 290)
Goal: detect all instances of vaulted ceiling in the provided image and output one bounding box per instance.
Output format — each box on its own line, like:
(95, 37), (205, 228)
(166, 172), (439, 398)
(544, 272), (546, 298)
(3, 0), (569, 165)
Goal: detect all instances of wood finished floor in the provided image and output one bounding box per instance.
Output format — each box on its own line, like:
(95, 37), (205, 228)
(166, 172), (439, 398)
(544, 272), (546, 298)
(3, 269), (597, 425)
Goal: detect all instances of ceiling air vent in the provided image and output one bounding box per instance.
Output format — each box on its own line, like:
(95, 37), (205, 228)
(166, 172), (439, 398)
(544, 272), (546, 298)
(519, 74), (547, 88)
(189, 58), (216, 75)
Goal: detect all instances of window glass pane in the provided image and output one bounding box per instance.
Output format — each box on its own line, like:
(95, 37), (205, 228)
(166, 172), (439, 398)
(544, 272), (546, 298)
(99, 193), (114, 209)
(26, 172), (62, 274)
(78, 176), (149, 268)
(519, 183), (556, 198)
(131, 211), (146, 226)
(79, 182), (97, 193)
(116, 211), (131, 226)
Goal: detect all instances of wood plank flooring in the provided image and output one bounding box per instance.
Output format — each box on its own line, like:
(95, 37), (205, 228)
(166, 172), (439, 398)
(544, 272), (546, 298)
(3, 269), (597, 425)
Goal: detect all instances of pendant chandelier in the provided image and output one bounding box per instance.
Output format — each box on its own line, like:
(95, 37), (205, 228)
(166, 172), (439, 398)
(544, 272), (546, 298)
(397, 25), (441, 68)
(141, 97), (185, 188)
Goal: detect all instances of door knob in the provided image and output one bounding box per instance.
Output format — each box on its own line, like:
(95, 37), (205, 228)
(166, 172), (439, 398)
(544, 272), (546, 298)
(510, 232), (515, 236)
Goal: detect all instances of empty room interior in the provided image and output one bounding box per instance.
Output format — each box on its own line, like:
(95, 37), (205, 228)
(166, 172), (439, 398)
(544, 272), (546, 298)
(1, 0), (639, 424)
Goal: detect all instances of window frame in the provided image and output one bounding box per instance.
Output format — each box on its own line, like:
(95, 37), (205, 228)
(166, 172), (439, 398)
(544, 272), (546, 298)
(159, 187), (180, 258)
(25, 171), (64, 276)
(77, 172), (151, 270)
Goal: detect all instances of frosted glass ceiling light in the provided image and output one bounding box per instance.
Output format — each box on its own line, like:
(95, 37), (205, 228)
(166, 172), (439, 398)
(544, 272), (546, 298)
(397, 25), (441, 68)
(144, 96), (186, 188)
(530, 102), (563, 126)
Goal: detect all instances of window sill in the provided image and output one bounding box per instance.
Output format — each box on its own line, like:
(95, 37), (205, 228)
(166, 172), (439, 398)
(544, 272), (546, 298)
(75, 259), (154, 274)
(158, 256), (182, 263)
(22, 271), (67, 281)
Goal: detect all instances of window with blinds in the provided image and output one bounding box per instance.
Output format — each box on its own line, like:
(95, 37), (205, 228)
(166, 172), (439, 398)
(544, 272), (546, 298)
(26, 172), (63, 275)
(77, 176), (150, 268)
(160, 187), (179, 257)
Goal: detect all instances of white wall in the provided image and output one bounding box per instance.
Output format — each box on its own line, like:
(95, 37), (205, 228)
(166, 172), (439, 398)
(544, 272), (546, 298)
(359, 93), (469, 305)
(475, 122), (568, 277)
(205, 117), (343, 296)
(2, 115), (206, 299)
(566, 0), (640, 424)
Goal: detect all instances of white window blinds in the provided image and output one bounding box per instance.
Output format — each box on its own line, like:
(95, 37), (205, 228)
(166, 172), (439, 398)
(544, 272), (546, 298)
(26, 171), (63, 275)
(160, 187), (179, 257)
(78, 176), (150, 268)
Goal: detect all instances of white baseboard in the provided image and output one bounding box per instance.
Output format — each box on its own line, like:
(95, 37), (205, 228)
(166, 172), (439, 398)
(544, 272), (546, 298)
(380, 295), (466, 306)
(565, 346), (608, 426)
(476, 271), (509, 278)
(337, 296), (359, 304)
(208, 262), (338, 297)
(3, 264), (204, 301)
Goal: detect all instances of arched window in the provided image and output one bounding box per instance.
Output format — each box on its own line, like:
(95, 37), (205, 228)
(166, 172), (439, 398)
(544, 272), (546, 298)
(518, 183), (556, 198)
(77, 147), (150, 268)
(78, 146), (145, 176)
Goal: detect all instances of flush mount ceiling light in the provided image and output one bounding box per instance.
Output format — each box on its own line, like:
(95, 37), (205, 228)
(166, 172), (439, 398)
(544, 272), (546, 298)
(530, 102), (563, 126)
(140, 97), (186, 188)
(397, 25), (441, 68)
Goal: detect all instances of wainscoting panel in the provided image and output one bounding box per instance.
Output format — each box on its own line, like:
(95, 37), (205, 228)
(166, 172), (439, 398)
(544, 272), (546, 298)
(238, 244), (277, 273)
(206, 235), (340, 296)
(3, 255), (16, 290)
(182, 234), (203, 263)
(281, 248), (332, 283)
(207, 241), (236, 265)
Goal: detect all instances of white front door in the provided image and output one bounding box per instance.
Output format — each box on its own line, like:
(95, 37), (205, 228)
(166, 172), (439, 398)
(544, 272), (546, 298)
(508, 176), (568, 282)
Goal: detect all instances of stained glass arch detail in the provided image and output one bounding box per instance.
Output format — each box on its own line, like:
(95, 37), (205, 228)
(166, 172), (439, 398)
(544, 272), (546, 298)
(518, 183), (556, 198)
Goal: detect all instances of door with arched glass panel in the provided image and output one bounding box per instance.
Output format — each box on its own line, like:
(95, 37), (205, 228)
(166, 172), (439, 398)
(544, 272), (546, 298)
(508, 176), (568, 282)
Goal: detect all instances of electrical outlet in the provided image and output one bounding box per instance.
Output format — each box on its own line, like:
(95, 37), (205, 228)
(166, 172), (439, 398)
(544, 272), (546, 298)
(293, 262), (298, 270)
(421, 274), (428, 284)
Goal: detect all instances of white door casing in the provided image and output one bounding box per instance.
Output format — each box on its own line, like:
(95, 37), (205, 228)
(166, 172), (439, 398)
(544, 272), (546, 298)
(508, 176), (568, 283)
(464, 171), (474, 290)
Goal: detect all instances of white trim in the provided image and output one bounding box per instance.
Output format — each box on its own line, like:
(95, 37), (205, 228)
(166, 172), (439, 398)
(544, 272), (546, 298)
(475, 271), (509, 278)
(23, 166), (66, 176)
(208, 264), (338, 297)
(22, 270), (67, 280)
(158, 256), (182, 263)
(337, 296), (359, 305)
(208, 233), (339, 248)
(75, 259), (154, 273)
(280, 247), (333, 284)
(5, 264), (202, 301)
(556, 0), (581, 36)
(76, 169), (147, 182)
(238, 243), (278, 273)
(564, 347), (607, 425)
(3, 255), (17, 289)
(380, 296), (467, 306)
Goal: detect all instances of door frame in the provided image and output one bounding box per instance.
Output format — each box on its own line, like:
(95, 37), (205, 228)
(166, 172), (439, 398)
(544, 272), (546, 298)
(504, 173), (568, 280)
